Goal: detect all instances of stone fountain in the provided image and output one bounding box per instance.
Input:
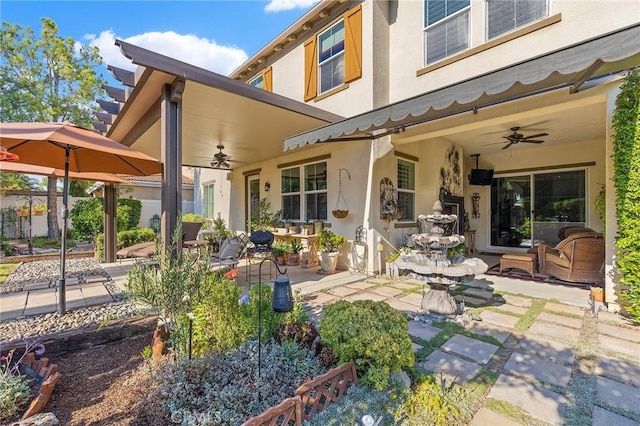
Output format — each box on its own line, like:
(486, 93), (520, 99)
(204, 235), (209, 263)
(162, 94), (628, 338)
(394, 200), (488, 315)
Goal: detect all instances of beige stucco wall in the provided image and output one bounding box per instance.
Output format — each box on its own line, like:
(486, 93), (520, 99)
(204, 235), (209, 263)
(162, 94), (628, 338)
(388, 0), (640, 103)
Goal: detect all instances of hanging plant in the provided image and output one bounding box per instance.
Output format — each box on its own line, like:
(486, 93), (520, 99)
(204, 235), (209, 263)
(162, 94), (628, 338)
(16, 205), (29, 217)
(32, 203), (46, 216)
(332, 168), (351, 219)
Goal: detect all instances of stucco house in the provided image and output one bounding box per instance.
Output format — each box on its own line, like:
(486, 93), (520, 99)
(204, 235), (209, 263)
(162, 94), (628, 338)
(94, 0), (639, 311)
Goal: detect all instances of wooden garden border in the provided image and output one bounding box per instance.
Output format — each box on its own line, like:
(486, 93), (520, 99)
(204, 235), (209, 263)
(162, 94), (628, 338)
(19, 353), (62, 419)
(242, 362), (357, 426)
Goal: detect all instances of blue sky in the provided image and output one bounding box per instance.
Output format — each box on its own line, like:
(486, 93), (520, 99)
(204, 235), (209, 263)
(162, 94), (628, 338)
(1, 0), (319, 83)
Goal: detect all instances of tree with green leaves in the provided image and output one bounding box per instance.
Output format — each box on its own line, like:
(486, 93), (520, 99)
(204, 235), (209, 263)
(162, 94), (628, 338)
(0, 173), (39, 193)
(1, 17), (106, 239)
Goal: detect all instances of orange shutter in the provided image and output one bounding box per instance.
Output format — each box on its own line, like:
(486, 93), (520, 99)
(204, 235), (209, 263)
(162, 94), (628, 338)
(263, 66), (273, 92)
(303, 36), (318, 101)
(344, 4), (362, 83)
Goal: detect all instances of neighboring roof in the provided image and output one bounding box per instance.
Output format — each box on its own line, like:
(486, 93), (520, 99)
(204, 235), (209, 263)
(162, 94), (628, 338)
(97, 42), (343, 169)
(119, 173), (194, 185)
(284, 23), (640, 150)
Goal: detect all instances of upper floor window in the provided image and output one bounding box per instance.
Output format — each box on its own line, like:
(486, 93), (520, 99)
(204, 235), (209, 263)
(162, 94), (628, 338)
(249, 74), (264, 89)
(304, 5), (362, 102)
(281, 161), (327, 221)
(247, 67), (272, 92)
(318, 21), (345, 94)
(487, 0), (549, 40)
(397, 159), (416, 221)
(424, 0), (471, 65)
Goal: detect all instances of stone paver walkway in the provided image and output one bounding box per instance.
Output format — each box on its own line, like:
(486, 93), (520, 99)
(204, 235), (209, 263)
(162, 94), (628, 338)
(297, 274), (640, 425)
(2, 258), (639, 425)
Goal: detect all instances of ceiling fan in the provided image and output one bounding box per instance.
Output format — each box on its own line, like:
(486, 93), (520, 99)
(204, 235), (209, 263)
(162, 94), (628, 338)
(485, 126), (549, 150)
(210, 144), (232, 169)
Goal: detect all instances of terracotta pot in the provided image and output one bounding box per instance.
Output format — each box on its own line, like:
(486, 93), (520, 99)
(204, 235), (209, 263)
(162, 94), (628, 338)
(590, 287), (604, 302)
(288, 253), (300, 265)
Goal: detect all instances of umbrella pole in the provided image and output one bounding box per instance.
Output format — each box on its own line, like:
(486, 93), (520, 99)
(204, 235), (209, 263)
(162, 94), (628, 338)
(58, 146), (70, 315)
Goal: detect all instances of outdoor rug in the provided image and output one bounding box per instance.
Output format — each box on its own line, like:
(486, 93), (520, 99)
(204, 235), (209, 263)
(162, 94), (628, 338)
(484, 264), (596, 289)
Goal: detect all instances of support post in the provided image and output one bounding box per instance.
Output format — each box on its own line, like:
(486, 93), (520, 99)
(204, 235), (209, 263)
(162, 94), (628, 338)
(103, 183), (118, 263)
(160, 80), (185, 258)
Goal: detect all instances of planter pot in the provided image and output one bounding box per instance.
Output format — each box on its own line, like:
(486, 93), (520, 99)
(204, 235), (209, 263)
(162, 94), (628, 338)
(276, 256), (287, 265)
(288, 253), (300, 265)
(319, 252), (339, 274)
(590, 287), (604, 302)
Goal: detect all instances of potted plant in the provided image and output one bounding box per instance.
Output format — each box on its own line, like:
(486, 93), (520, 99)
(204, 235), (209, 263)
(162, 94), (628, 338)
(287, 238), (303, 265)
(272, 241), (289, 265)
(317, 228), (347, 274)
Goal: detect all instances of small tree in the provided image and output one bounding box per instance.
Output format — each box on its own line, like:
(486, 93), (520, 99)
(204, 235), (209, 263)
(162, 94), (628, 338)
(249, 198), (282, 231)
(1, 18), (106, 240)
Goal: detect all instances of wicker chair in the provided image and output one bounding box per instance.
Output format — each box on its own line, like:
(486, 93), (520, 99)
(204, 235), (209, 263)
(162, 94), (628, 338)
(538, 231), (604, 284)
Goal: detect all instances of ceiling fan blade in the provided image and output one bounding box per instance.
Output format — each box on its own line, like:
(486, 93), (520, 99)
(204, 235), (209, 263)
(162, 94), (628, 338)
(520, 140), (545, 144)
(502, 142), (514, 150)
(522, 133), (548, 139)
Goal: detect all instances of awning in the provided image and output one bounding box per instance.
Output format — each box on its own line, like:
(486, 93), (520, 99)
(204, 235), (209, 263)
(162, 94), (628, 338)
(100, 41), (344, 169)
(284, 23), (640, 150)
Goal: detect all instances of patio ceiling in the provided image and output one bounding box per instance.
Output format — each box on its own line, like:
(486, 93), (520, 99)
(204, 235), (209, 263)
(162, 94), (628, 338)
(284, 23), (640, 152)
(102, 41), (343, 169)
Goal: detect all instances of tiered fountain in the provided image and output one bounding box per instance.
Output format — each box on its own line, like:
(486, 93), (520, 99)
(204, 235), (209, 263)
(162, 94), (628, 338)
(394, 200), (488, 315)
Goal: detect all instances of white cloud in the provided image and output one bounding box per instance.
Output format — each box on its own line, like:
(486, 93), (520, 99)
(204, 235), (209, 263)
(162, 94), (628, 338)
(84, 30), (248, 77)
(264, 0), (320, 13)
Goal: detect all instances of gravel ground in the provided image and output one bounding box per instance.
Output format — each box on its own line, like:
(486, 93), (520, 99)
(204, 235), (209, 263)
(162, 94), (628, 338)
(1, 258), (108, 293)
(0, 258), (143, 344)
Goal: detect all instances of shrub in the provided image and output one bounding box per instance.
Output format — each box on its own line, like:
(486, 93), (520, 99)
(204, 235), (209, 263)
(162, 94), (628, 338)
(0, 373), (31, 422)
(95, 227), (156, 261)
(395, 373), (479, 426)
(192, 282), (309, 354)
(135, 341), (324, 425)
(305, 384), (406, 426)
(70, 198), (142, 241)
(613, 70), (640, 323)
(124, 223), (215, 355)
(320, 300), (414, 390)
(182, 213), (205, 223)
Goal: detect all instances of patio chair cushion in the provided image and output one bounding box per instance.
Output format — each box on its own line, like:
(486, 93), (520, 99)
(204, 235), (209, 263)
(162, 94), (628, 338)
(116, 241), (155, 259)
(219, 237), (243, 260)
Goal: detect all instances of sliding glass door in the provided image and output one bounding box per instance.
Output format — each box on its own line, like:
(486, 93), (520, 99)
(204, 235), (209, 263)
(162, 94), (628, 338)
(491, 170), (586, 249)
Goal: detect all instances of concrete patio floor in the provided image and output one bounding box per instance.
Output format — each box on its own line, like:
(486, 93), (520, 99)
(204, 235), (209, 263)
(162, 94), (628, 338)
(1, 255), (638, 425)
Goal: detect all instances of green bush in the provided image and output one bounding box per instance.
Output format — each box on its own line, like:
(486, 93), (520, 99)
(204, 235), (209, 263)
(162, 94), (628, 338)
(136, 341), (324, 425)
(182, 213), (205, 223)
(320, 300), (414, 390)
(395, 373), (479, 426)
(70, 198), (142, 241)
(124, 224), (214, 355)
(305, 384), (406, 426)
(95, 227), (156, 261)
(192, 282), (308, 354)
(0, 373), (32, 422)
(613, 70), (640, 323)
